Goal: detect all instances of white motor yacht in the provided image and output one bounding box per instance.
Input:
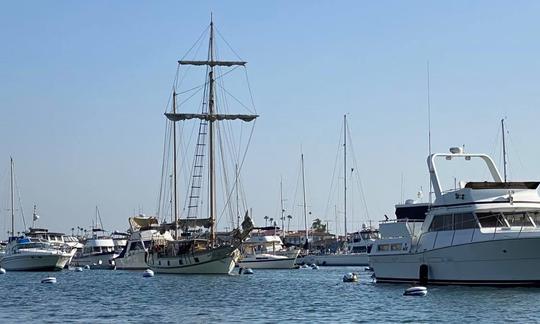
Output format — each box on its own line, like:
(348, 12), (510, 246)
(370, 147), (540, 286)
(0, 237), (71, 271)
(71, 229), (118, 269)
(115, 216), (174, 270)
(25, 228), (80, 264)
(304, 226), (379, 266)
(238, 234), (300, 269)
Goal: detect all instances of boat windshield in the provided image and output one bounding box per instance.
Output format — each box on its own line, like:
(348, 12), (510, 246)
(477, 211), (535, 228)
(16, 242), (51, 250)
(360, 231), (380, 240)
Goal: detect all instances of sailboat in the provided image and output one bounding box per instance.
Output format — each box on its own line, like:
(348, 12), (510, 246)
(0, 157), (71, 271)
(147, 18), (256, 274)
(303, 115), (379, 266)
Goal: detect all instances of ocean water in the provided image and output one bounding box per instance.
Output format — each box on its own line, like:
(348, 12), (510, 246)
(0, 266), (538, 323)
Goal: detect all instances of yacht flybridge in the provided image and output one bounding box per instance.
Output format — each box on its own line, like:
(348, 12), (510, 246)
(370, 147), (540, 286)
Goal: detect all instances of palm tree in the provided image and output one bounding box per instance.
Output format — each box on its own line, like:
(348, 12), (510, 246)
(264, 215), (269, 226)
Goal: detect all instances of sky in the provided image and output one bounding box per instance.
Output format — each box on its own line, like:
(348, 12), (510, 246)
(1, 1), (540, 237)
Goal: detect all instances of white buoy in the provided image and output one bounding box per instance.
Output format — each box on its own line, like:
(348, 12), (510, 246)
(310, 264), (319, 270)
(0, 268), (6, 274)
(243, 268), (254, 275)
(143, 269), (154, 277)
(403, 286), (427, 296)
(83, 265), (91, 270)
(75, 267), (83, 272)
(300, 264), (310, 269)
(343, 272), (358, 282)
(41, 277), (57, 284)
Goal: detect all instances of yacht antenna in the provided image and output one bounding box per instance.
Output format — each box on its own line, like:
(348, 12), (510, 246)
(427, 61), (433, 204)
(501, 118), (508, 182)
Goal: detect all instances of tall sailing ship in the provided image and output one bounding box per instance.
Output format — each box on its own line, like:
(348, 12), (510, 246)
(147, 18), (256, 274)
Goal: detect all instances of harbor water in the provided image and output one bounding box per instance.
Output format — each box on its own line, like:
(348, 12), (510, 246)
(0, 266), (538, 323)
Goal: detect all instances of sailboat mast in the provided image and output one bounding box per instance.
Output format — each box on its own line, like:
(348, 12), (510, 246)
(236, 164), (240, 229)
(208, 18), (217, 246)
(172, 91), (179, 240)
(301, 154), (308, 246)
(501, 118), (507, 183)
(280, 176), (284, 235)
(10, 157), (14, 237)
(343, 114), (348, 240)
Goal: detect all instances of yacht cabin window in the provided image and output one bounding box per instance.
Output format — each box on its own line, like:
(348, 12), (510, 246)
(476, 213), (507, 228)
(528, 211), (540, 227)
(453, 213), (478, 230)
(429, 213), (478, 231)
(505, 212), (534, 227)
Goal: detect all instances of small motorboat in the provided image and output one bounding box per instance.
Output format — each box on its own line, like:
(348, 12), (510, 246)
(41, 277), (57, 284)
(343, 272), (358, 282)
(403, 286), (427, 296)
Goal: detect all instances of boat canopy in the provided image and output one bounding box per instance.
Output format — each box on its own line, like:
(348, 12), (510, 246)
(464, 181), (540, 190)
(165, 113), (258, 122)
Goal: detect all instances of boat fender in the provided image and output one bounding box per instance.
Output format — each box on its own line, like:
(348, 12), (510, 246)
(403, 286), (427, 296)
(41, 277), (57, 284)
(143, 269), (154, 277)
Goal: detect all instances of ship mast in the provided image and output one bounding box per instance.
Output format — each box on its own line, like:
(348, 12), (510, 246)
(501, 118), (507, 183)
(166, 17), (258, 246)
(343, 114), (348, 242)
(173, 91), (178, 239)
(301, 153), (308, 248)
(10, 157), (14, 238)
(208, 19), (217, 245)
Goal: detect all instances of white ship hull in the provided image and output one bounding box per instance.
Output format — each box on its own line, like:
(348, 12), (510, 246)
(115, 250), (148, 270)
(302, 253), (369, 266)
(1, 253), (70, 271)
(71, 252), (118, 270)
(371, 237), (540, 286)
(238, 254), (297, 269)
(148, 246), (238, 274)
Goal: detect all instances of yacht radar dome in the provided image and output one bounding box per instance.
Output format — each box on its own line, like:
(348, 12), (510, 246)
(449, 147), (463, 154)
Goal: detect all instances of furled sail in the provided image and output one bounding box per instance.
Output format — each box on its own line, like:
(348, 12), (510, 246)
(165, 113), (258, 122)
(178, 60), (246, 67)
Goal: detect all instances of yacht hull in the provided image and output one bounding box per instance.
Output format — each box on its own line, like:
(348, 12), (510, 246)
(303, 253), (369, 266)
(371, 237), (540, 286)
(0, 253), (70, 271)
(71, 252), (118, 270)
(238, 255), (297, 269)
(115, 250), (148, 270)
(148, 246), (238, 274)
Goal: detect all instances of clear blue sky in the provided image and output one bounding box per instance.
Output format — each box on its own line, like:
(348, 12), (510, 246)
(1, 1), (539, 236)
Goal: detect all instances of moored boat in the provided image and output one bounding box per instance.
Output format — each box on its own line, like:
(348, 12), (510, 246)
(370, 147), (540, 286)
